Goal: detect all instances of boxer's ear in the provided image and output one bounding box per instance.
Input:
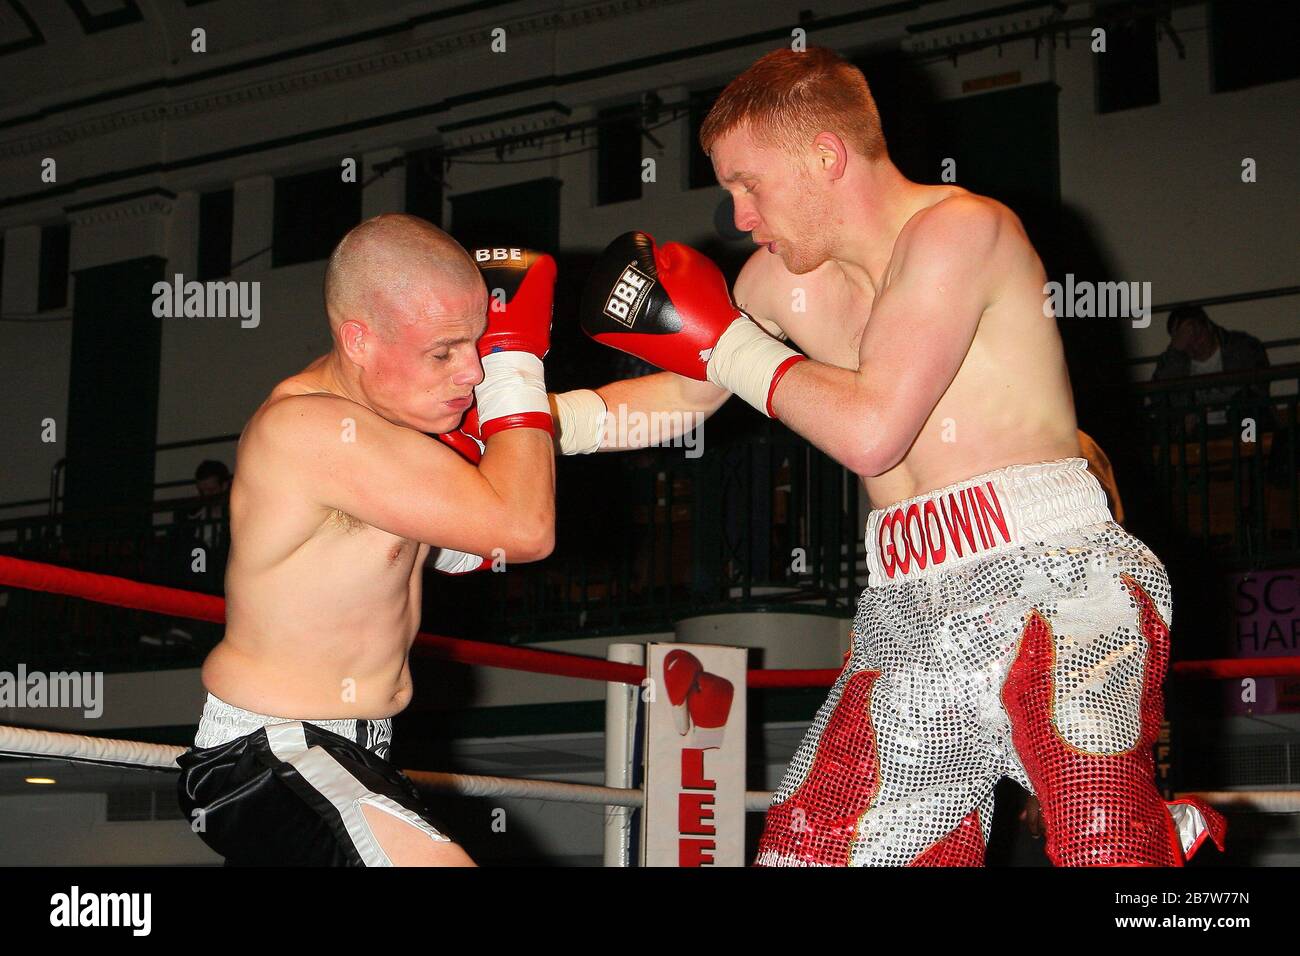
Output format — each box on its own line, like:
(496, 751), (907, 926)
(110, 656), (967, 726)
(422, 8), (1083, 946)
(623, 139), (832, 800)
(337, 319), (375, 364)
(810, 132), (847, 180)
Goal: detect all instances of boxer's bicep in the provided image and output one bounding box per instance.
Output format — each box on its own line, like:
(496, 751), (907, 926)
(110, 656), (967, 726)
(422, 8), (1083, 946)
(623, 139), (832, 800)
(337, 430), (514, 556)
(857, 201), (998, 453)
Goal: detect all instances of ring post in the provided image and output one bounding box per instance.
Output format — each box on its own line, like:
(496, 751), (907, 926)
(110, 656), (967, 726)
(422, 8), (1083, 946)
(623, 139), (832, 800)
(603, 643), (644, 867)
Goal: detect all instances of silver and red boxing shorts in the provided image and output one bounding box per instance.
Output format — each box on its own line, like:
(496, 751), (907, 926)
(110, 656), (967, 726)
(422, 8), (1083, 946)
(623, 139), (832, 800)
(755, 458), (1226, 867)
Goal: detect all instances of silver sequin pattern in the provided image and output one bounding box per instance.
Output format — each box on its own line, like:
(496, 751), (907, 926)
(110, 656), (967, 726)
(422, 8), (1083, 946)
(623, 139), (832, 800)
(760, 503), (1173, 866)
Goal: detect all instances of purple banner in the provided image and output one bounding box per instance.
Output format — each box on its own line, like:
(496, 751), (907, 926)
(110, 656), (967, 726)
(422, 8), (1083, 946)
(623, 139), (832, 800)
(1226, 569), (1300, 715)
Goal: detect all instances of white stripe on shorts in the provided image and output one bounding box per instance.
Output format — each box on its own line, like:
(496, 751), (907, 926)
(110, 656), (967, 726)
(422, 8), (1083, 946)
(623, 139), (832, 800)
(263, 721), (449, 868)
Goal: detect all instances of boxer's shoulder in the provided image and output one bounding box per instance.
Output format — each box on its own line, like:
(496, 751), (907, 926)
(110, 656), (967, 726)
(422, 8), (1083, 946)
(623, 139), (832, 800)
(901, 190), (1004, 249)
(882, 191), (1021, 306)
(254, 391), (342, 435)
(896, 190), (1024, 269)
(245, 392), (382, 469)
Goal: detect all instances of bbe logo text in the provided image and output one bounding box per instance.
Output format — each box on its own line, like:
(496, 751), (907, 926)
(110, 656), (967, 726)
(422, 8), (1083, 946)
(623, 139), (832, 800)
(604, 264), (653, 327)
(473, 247), (527, 264)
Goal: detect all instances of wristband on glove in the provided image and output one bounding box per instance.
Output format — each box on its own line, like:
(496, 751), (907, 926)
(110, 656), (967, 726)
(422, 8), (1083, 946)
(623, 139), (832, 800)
(474, 352), (553, 437)
(705, 316), (806, 418)
(551, 389), (609, 455)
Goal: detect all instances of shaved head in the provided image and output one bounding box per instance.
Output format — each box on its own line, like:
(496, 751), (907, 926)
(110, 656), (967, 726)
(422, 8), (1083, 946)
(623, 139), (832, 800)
(320, 214), (488, 433)
(324, 213), (483, 342)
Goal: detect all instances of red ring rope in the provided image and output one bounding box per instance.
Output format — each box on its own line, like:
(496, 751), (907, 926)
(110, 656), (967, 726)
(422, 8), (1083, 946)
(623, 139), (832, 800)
(0, 555), (641, 684)
(1, 555), (1296, 686)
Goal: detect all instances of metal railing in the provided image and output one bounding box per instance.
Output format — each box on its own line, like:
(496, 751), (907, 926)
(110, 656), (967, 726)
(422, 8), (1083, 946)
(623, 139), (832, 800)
(431, 422), (865, 643)
(37, 433), (241, 518)
(0, 492), (230, 671)
(1133, 363), (1299, 565)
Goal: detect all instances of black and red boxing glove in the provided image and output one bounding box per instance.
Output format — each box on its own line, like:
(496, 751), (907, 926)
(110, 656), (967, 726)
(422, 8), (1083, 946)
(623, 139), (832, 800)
(430, 405), (490, 574)
(580, 232), (804, 417)
(472, 246), (556, 438)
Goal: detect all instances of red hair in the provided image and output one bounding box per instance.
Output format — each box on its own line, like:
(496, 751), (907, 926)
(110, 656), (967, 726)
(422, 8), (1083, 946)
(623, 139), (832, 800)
(700, 47), (886, 160)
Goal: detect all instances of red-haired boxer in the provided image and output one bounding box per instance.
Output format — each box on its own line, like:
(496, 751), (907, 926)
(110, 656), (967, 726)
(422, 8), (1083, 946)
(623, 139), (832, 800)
(568, 48), (1224, 866)
(177, 216), (556, 866)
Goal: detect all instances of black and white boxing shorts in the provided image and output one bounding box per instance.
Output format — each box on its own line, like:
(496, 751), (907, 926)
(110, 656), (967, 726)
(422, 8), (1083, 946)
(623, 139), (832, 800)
(176, 693), (451, 866)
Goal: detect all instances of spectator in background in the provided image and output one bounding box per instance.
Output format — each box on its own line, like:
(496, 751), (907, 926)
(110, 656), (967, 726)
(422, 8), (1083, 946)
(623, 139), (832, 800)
(1154, 305), (1269, 381)
(1151, 305), (1272, 431)
(173, 460), (232, 590)
(1152, 306), (1291, 483)
(152, 460), (234, 648)
(190, 459), (233, 557)
(195, 459), (233, 501)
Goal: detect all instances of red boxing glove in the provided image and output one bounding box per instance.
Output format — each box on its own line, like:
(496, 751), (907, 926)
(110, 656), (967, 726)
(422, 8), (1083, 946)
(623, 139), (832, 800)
(581, 232), (804, 417)
(471, 247), (555, 438)
(435, 405), (485, 464)
(430, 406), (490, 575)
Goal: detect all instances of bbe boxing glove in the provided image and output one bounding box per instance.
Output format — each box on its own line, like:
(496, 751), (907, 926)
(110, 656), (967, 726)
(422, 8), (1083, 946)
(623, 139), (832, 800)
(472, 247), (556, 438)
(580, 232), (805, 418)
(430, 407), (490, 575)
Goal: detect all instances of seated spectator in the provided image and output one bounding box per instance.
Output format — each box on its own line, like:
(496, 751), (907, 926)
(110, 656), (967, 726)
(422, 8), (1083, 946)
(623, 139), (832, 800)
(1151, 305), (1272, 431)
(194, 459), (233, 502)
(173, 459), (232, 585)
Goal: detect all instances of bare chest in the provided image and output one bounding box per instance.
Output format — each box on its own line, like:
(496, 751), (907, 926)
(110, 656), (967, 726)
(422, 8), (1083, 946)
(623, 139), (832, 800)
(318, 510), (427, 580)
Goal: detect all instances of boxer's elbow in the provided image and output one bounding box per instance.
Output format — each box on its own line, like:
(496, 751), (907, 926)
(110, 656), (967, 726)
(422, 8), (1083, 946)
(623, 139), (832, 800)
(845, 414), (911, 478)
(524, 527), (556, 562)
(510, 515), (555, 562)
(845, 445), (896, 479)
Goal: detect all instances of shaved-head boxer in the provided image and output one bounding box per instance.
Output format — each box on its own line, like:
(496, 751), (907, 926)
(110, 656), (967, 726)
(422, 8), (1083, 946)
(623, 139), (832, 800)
(177, 214), (557, 866)
(564, 47), (1225, 866)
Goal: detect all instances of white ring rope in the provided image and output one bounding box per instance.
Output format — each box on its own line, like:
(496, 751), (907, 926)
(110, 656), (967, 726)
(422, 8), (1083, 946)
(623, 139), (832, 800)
(4, 725), (1296, 815)
(0, 723), (659, 807)
(0, 724), (181, 770)
(412, 772), (770, 810)
(408, 771), (642, 807)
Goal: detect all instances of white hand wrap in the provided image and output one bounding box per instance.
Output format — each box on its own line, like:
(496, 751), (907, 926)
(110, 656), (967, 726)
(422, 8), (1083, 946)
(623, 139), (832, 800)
(474, 352), (550, 427)
(553, 389), (609, 455)
(705, 316), (803, 417)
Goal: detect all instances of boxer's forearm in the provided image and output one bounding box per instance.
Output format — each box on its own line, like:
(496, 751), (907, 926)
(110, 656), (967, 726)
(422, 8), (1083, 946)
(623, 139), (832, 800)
(595, 373), (728, 450)
(769, 360), (905, 478)
(551, 372), (728, 453)
(477, 428), (556, 559)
